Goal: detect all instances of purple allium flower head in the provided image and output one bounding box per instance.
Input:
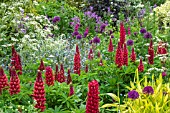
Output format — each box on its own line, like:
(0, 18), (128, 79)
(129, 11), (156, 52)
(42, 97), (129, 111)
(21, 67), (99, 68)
(93, 36), (100, 44)
(127, 39), (134, 46)
(140, 28), (147, 34)
(72, 31), (79, 36)
(84, 32), (88, 38)
(53, 16), (60, 23)
(100, 24), (106, 33)
(144, 32), (152, 39)
(76, 34), (82, 39)
(109, 30), (113, 35)
(143, 86), (154, 95)
(111, 35), (114, 38)
(89, 40), (93, 44)
(128, 90), (139, 99)
(134, 32), (137, 36)
(162, 72), (167, 77)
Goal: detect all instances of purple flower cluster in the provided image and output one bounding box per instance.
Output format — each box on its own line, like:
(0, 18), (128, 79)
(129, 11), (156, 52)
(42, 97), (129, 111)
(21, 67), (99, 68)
(128, 90), (139, 99)
(111, 35), (114, 38)
(70, 16), (80, 28)
(76, 34), (82, 39)
(100, 23), (107, 33)
(72, 31), (79, 36)
(140, 28), (147, 34)
(89, 40), (93, 44)
(84, 11), (98, 19)
(138, 9), (146, 18)
(127, 39), (134, 46)
(52, 16), (60, 23)
(144, 32), (152, 39)
(143, 86), (154, 95)
(93, 36), (100, 44)
(134, 32), (137, 36)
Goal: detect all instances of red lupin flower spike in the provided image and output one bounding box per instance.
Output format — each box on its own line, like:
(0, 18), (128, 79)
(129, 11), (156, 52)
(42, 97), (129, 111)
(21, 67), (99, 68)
(33, 70), (46, 112)
(115, 42), (123, 68)
(69, 84), (74, 96)
(88, 48), (94, 60)
(148, 39), (154, 65)
(9, 67), (20, 95)
(85, 64), (88, 73)
(38, 59), (45, 71)
(55, 63), (58, 81)
(45, 66), (54, 86)
(97, 51), (101, 58)
(12, 45), (17, 57)
(67, 69), (72, 85)
(74, 45), (81, 75)
(86, 80), (99, 113)
(57, 63), (65, 83)
(157, 42), (167, 54)
(138, 58), (144, 72)
(123, 43), (128, 66)
(11, 46), (22, 75)
(130, 47), (136, 62)
(99, 58), (103, 66)
(0, 66), (9, 94)
(15, 54), (22, 75)
(108, 38), (114, 52)
(120, 22), (126, 46)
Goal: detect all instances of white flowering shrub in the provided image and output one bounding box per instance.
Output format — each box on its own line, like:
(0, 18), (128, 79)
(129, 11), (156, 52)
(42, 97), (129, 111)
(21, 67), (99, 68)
(0, 1), (58, 66)
(154, 1), (170, 29)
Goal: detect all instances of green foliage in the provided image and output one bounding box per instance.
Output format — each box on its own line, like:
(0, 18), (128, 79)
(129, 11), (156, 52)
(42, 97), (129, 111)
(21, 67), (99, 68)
(102, 69), (170, 113)
(35, 1), (83, 35)
(142, 0), (166, 6)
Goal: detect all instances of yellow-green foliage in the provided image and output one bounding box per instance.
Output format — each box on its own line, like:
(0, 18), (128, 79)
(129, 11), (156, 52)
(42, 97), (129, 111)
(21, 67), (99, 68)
(154, 1), (170, 29)
(102, 69), (170, 113)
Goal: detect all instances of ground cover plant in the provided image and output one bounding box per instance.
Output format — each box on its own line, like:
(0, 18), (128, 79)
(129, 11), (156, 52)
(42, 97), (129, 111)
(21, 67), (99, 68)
(0, 0), (169, 113)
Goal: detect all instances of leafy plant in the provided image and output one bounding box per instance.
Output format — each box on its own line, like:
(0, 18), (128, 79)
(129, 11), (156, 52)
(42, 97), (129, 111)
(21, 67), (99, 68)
(101, 69), (170, 113)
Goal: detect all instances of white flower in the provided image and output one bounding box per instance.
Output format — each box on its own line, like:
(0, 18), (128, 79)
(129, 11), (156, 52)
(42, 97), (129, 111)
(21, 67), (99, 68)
(145, 54), (150, 57)
(42, 6), (46, 9)
(1, 3), (6, 8)
(33, 1), (39, 5)
(144, 43), (150, 46)
(23, 34), (30, 39)
(148, 68), (155, 72)
(48, 55), (55, 58)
